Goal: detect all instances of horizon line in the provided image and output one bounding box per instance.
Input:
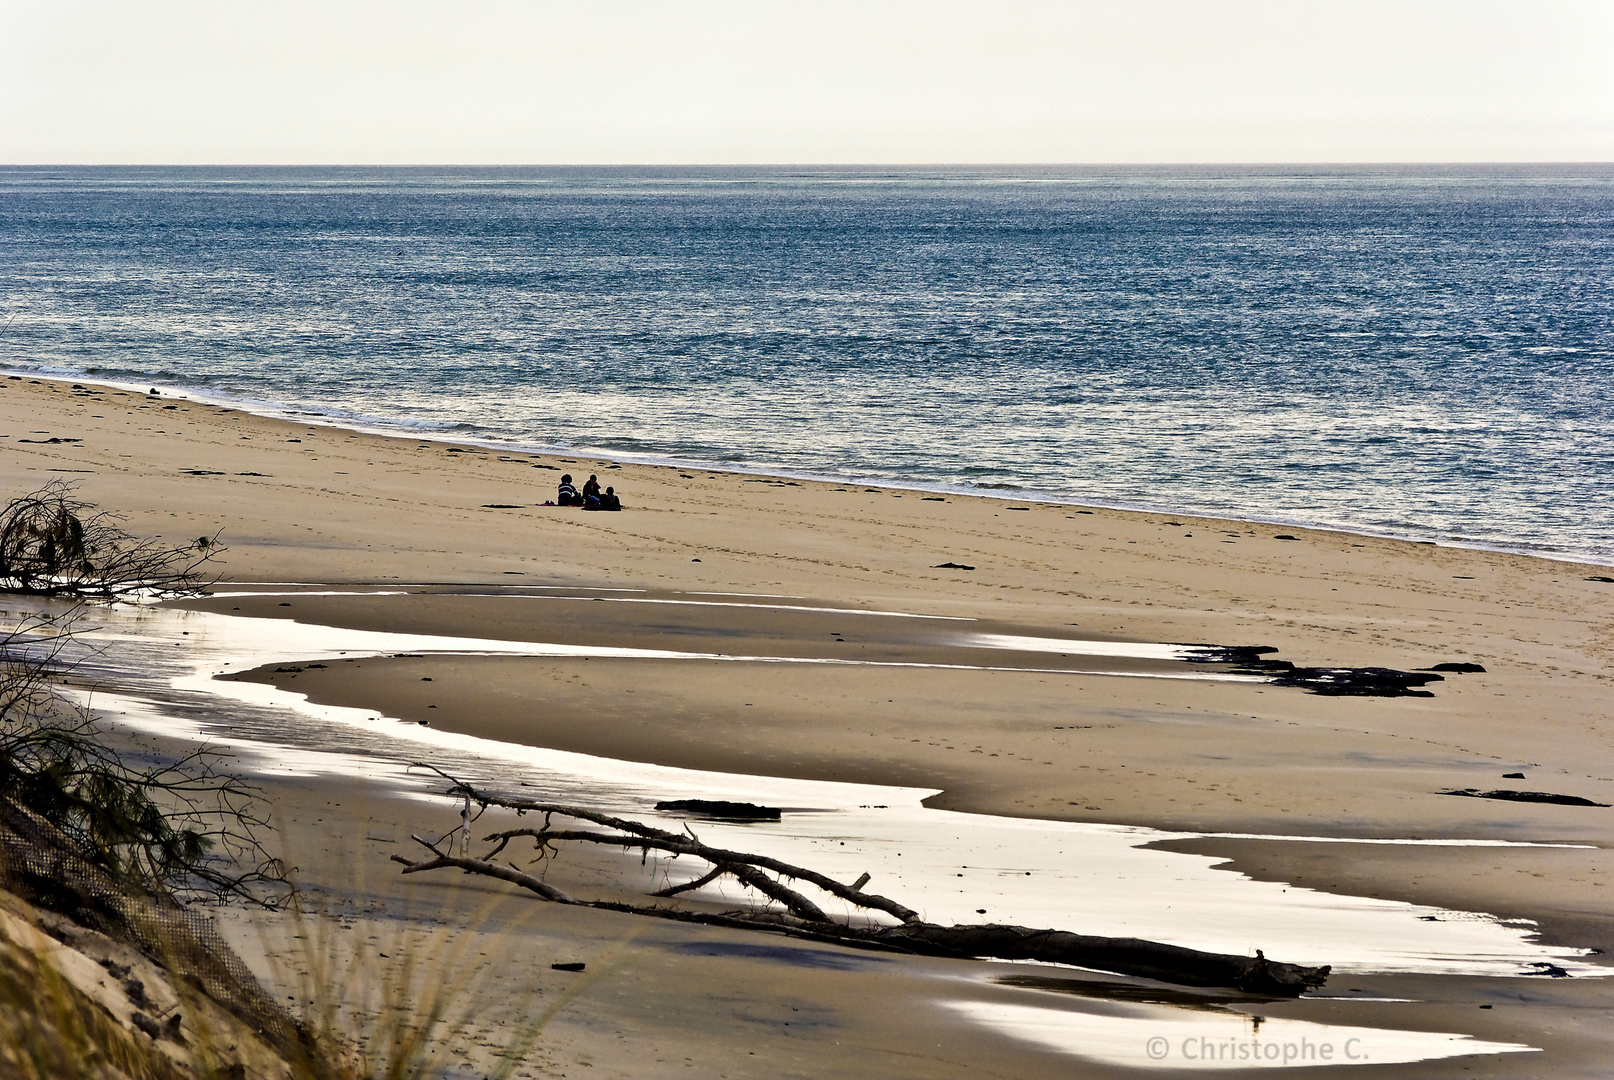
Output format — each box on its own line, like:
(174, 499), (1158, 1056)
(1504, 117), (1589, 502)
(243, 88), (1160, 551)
(5, 160), (1614, 170)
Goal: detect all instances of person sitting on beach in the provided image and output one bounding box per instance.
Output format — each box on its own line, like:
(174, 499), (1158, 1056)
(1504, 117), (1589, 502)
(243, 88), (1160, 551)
(583, 486), (622, 512)
(582, 474), (602, 501)
(557, 474), (580, 506)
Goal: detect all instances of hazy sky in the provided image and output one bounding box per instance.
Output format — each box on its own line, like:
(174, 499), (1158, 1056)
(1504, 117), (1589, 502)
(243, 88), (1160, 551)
(5, 0), (1612, 164)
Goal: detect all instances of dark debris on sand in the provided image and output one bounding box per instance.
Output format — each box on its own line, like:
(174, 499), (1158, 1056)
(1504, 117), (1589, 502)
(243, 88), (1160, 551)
(1181, 645), (1489, 697)
(1440, 789), (1610, 808)
(654, 799), (782, 821)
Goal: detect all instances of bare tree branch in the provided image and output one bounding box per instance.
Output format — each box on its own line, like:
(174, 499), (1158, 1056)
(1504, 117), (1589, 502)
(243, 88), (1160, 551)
(1, 604), (287, 907)
(0, 480), (222, 599)
(400, 766), (1331, 997)
(391, 837), (572, 902)
(652, 864), (728, 898)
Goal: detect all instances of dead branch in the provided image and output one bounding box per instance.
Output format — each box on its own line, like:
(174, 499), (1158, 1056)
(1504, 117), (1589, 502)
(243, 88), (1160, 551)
(413, 763), (923, 922)
(0, 480), (222, 599)
(398, 767), (1330, 996)
(488, 823), (910, 923)
(390, 846), (573, 903)
(3, 606), (288, 907)
(652, 864), (727, 898)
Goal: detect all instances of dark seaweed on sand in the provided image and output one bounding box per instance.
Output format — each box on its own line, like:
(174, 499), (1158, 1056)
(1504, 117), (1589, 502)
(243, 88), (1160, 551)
(1440, 789), (1610, 808)
(1181, 644), (1473, 697)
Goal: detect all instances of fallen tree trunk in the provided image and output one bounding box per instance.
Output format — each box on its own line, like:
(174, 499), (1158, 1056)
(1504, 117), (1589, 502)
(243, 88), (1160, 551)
(865, 925), (1321, 995)
(394, 769), (1330, 997)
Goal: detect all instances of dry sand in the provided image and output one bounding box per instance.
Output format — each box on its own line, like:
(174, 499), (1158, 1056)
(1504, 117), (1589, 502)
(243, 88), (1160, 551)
(4, 372), (1612, 1077)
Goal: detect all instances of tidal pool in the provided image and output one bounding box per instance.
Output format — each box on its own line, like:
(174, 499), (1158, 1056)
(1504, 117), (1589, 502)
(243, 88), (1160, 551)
(57, 594), (1599, 982)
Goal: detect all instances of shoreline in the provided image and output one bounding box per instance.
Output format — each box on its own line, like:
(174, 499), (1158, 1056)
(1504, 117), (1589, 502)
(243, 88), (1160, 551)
(8, 367), (1614, 820)
(9, 367), (1610, 569)
(6, 367), (1614, 1076)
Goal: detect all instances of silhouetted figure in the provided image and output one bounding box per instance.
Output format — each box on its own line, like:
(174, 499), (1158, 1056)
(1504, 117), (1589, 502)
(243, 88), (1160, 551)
(557, 474), (580, 506)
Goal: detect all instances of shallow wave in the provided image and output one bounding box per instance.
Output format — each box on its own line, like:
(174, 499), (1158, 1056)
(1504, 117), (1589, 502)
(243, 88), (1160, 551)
(3, 164), (1612, 563)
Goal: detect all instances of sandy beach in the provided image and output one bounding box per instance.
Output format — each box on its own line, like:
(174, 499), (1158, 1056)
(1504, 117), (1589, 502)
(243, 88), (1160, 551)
(4, 372), (1612, 1078)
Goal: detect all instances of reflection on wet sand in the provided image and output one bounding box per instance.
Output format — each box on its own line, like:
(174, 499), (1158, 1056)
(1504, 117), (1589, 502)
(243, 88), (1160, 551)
(944, 996), (1537, 1070)
(59, 592), (1602, 982)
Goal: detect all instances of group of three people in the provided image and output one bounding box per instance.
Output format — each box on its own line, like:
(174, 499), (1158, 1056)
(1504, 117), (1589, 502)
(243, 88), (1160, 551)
(556, 472), (621, 511)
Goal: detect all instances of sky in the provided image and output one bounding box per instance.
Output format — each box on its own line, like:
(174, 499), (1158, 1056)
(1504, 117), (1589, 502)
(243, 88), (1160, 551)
(4, 0), (1612, 164)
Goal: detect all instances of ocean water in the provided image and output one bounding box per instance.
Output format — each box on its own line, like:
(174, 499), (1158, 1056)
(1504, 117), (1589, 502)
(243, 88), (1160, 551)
(2, 164), (1611, 563)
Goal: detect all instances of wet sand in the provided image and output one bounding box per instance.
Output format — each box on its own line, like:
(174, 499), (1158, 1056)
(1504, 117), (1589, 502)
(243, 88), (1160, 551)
(229, 771), (1607, 1080)
(4, 373), (1613, 1076)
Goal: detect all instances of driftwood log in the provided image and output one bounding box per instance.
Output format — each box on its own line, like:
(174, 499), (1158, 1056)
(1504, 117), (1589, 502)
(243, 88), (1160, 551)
(393, 770), (1330, 997)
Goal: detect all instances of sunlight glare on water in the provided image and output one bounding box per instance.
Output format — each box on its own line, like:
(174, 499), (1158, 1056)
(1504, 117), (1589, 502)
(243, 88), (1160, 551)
(3, 164), (1612, 561)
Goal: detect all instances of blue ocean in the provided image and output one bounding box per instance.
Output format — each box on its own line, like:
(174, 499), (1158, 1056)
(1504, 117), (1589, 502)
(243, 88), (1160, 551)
(2, 165), (1611, 563)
